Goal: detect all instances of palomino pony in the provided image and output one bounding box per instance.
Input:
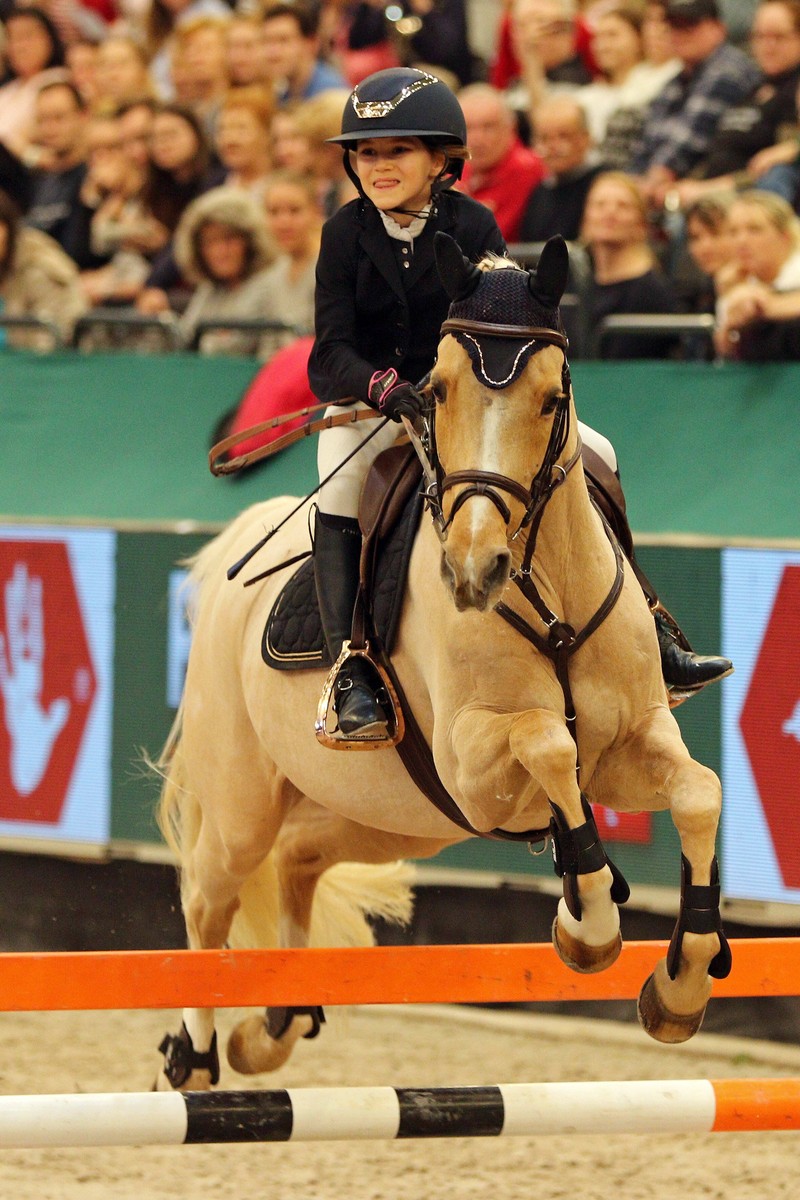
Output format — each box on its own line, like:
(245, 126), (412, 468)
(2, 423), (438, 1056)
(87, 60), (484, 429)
(155, 234), (729, 1091)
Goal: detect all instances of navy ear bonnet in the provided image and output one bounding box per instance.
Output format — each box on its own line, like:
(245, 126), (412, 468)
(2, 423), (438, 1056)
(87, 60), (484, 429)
(445, 267), (564, 389)
(433, 233), (570, 390)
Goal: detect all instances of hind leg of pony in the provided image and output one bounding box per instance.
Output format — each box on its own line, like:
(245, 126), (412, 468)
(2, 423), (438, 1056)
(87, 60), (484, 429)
(227, 799), (453, 1076)
(156, 749), (296, 1091)
(156, 815), (286, 1091)
(590, 706), (725, 1043)
(223, 798), (320, 1079)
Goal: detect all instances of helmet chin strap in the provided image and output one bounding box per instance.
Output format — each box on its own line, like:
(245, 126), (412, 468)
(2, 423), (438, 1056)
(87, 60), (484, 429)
(385, 203), (434, 219)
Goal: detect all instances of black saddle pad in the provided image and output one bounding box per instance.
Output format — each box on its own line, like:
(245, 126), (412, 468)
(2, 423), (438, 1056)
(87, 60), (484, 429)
(262, 483), (424, 671)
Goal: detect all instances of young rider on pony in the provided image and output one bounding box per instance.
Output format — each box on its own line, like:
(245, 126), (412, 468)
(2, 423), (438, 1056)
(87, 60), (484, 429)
(308, 67), (731, 741)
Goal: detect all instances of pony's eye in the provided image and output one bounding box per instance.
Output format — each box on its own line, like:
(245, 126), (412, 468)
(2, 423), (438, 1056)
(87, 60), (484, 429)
(427, 381), (446, 406)
(541, 391), (566, 416)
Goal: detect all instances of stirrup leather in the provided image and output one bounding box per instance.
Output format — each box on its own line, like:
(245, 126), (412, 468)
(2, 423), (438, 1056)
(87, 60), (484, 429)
(315, 641), (404, 750)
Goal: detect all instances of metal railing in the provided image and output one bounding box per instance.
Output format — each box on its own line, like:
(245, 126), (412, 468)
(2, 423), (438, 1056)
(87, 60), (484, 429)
(72, 309), (183, 353)
(592, 313), (716, 360)
(0, 316), (64, 351)
(189, 317), (304, 354)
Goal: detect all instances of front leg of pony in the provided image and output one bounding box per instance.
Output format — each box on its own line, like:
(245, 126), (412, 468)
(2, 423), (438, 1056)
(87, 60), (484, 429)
(591, 707), (729, 1042)
(639, 755), (729, 1042)
(508, 710), (626, 973)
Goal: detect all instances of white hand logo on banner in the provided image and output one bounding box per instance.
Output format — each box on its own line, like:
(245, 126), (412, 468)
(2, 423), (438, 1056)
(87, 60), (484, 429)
(0, 562), (70, 796)
(783, 701), (800, 741)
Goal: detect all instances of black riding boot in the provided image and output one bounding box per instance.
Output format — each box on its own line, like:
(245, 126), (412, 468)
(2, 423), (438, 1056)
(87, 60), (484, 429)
(582, 448), (733, 699)
(314, 511), (388, 736)
(653, 608), (733, 698)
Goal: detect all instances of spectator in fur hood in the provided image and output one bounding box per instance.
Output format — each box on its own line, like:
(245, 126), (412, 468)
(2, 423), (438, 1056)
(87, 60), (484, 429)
(172, 185), (278, 356)
(0, 188), (87, 349)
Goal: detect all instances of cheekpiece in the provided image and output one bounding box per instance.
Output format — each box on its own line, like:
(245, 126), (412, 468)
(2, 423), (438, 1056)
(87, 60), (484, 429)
(444, 268), (563, 389)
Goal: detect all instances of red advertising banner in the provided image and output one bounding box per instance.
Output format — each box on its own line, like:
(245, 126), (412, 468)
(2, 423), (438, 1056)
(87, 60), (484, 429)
(0, 541), (97, 823)
(738, 565), (800, 888)
(594, 807), (652, 844)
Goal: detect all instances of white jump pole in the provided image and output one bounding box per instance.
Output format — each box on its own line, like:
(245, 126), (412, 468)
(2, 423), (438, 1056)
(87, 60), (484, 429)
(1, 1079), (798, 1147)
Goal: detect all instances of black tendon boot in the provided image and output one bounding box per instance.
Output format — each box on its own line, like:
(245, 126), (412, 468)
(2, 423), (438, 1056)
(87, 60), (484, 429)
(653, 607), (733, 699)
(314, 511), (388, 736)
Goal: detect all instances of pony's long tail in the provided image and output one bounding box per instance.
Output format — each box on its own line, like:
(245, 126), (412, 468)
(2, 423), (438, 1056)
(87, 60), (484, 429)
(229, 859), (415, 951)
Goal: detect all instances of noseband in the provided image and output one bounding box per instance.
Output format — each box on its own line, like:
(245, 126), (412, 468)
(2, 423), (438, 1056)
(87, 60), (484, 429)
(421, 316), (579, 543)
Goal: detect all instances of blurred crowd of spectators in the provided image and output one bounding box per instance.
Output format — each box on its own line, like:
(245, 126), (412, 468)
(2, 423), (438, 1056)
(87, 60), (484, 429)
(2, 0), (800, 364)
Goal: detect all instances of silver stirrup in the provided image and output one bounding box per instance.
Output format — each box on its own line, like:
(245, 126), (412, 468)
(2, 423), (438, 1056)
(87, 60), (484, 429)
(315, 641), (404, 750)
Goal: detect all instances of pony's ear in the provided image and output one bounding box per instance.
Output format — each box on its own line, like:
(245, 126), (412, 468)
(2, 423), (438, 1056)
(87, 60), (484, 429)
(529, 236), (569, 307)
(434, 231), (482, 301)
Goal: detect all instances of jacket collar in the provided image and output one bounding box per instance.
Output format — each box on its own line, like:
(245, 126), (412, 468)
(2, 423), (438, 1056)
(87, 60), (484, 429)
(357, 193), (458, 299)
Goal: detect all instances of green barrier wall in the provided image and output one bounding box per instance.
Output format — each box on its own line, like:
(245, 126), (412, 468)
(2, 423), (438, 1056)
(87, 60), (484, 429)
(1, 353), (798, 538)
(1, 353), (797, 894)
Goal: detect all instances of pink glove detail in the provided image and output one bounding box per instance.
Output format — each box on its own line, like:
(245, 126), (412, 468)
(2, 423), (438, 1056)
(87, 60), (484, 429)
(368, 369), (422, 422)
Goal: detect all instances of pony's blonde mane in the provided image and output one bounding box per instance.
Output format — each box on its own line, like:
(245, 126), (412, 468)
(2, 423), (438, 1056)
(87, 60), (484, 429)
(477, 252), (524, 273)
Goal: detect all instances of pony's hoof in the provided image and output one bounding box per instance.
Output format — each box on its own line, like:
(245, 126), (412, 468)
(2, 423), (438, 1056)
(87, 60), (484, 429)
(551, 916), (622, 974)
(152, 1067), (215, 1092)
(227, 1013), (311, 1075)
(637, 969), (706, 1043)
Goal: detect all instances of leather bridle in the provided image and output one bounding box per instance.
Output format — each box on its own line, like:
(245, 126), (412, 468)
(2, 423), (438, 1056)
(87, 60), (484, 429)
(417, 312), (625, 785)
(423, 319), (576, 542)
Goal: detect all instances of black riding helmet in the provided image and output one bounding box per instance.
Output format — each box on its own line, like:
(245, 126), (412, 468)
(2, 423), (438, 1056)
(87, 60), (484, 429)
(327, 67), (468, 198)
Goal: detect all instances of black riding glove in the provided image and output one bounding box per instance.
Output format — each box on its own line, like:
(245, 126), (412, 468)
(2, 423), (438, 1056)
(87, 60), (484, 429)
(368, 368), (423, 423)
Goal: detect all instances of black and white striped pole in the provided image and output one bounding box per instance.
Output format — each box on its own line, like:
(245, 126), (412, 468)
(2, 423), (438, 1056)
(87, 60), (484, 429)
(0, 1079), (797, 1147)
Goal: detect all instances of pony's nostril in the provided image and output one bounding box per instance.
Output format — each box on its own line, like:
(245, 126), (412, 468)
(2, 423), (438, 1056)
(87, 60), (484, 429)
(483, 551), (511, 597)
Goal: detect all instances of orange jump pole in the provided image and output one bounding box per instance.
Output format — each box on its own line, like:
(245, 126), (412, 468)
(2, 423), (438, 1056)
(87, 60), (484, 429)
(0, 937), (798, 1012)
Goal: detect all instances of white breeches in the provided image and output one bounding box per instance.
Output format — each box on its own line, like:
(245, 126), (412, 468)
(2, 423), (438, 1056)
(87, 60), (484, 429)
(317, 402), (400, 518)
(577, 420), (617, 473)
(316, 402), (618, 519)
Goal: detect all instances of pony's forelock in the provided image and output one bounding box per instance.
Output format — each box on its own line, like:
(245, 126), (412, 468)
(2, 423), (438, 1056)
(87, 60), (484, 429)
(476, 252), (523, 274)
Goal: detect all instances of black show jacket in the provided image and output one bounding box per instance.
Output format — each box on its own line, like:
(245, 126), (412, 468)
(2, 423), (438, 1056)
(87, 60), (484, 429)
(308, 189), (506, 406)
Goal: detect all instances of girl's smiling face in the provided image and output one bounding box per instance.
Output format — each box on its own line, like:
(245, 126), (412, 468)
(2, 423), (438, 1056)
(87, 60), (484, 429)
(353, 137), (445, 222)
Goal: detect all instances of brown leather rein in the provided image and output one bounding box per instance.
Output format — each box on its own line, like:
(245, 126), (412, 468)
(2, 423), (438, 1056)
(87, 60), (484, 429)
(209, 400), (378, 476)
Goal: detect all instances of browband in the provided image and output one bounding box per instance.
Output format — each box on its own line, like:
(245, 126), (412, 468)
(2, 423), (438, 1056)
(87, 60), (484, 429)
(441, 318), (568, 350)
